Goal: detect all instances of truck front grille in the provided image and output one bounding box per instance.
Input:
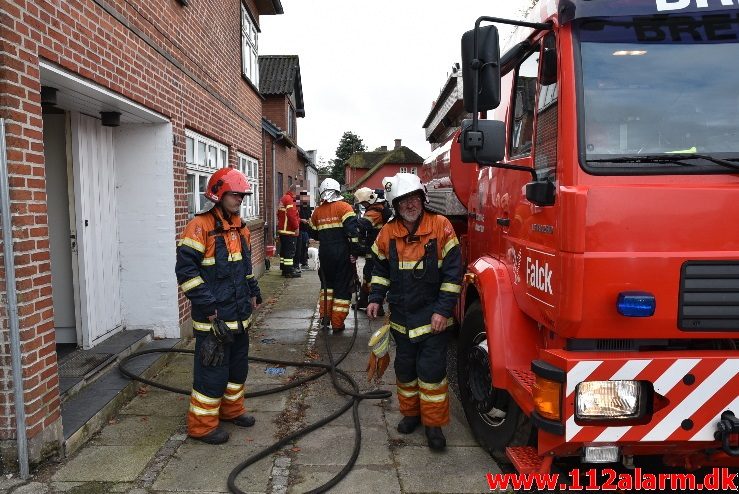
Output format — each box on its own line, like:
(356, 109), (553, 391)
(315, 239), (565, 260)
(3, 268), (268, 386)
(678, 261), (739, 331)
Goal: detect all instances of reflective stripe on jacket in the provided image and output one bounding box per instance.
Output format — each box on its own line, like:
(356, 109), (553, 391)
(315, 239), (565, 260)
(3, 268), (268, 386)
(277, 192), (299, 236)
(176, 208), (262, 325)
(369, 211), (462, 342)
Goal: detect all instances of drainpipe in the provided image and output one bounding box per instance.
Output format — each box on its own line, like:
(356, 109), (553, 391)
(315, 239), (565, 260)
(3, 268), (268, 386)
(0, 119), (29, 479)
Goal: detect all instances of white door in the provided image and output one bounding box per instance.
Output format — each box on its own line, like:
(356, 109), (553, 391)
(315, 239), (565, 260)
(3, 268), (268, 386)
(44, 113), (79, 344)
(70, 112), (123, 348)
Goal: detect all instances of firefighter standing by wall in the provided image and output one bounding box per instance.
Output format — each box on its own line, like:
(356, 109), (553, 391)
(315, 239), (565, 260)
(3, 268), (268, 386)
(353, 187), (390, 313)
(366, 173), (462, 451)
(309, 178), (361, 332)
(175, 167), (262, 445)
(277, 184), (301, 278)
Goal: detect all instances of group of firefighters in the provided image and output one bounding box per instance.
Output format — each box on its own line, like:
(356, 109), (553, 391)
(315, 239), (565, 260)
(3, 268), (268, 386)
(176, 167), (463, 451)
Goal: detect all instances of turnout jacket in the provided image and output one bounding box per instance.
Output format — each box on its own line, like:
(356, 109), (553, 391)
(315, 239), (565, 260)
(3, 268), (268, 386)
(357, 203), (390, 254)
(369, 211), (463, 341)
(308, 200), (361, 252)
(176, 208), (262, 331)
(277, 192), (299, 236)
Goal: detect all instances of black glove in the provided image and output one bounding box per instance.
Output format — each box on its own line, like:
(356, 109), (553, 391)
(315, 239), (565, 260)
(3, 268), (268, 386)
(256, 294), (263, 305)
(199, 333), (225, 367)
(211, 319), (234, 345)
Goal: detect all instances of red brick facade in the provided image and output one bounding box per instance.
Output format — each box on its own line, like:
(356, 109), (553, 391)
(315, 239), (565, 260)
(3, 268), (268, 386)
(0, 0), (277, 469)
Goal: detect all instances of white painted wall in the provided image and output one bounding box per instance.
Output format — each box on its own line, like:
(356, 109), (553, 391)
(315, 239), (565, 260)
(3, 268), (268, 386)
(306, 166), (318, 208)
(114, 123), (179, 338)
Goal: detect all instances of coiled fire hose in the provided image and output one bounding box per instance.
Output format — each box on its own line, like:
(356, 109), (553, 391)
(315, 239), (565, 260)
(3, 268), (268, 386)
(119, 263), (391, 493)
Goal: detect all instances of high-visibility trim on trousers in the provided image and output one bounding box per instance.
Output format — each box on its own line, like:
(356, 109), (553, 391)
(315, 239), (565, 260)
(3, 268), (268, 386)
(331, 298), (351, 329)
(220, 381), (246, 420)
(187, 390), (221, 437)
(397, 379), (420, 417)
(319, 289), (334, 319)
(419, 379), (449, 427)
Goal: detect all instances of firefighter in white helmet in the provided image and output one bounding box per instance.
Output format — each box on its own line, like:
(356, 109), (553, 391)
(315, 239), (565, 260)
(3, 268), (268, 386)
(353, 187), (390, 313)
(366, 173), (462, 451)
(308, 178), (361, 331)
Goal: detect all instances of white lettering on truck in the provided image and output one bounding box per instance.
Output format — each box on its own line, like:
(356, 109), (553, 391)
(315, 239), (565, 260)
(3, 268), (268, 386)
(526, 257), (553, 295)
(657, 0), (735, 12)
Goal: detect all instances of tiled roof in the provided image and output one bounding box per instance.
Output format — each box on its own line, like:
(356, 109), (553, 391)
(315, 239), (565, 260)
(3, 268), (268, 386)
(347, 146), (424, 190)
(258, 55), (305, 116)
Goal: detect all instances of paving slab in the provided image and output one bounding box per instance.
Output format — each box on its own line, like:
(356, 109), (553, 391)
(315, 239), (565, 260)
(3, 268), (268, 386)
(395, 445), (501, 493)
(151, 444), (273, 493)
(288, 464), (402, 494)
(292, 425), (393, 466)
(117, 387), (189, 417)
(90, 415), (181, 447)
(51, 445), (160, 482)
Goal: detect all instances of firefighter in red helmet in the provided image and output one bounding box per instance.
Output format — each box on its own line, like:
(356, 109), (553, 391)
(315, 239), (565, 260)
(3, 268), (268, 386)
(366, 173), (462, 451)
(175, 167), (262, 444)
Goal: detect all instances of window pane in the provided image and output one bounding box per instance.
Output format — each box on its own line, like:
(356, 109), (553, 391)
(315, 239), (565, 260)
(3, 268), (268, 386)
(511, 50), (539, 157)
(220, 149), (227, 167)
(186, 137), (194, 164)
(197, 141), (206, 165)
(187, 174), (196, 217)
(208, 145), (217, 167)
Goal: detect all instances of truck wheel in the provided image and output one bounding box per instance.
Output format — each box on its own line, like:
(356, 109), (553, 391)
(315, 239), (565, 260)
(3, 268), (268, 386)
(458, 301), (532, 460)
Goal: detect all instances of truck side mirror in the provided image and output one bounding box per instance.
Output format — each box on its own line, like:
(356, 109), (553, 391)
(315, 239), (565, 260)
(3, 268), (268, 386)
(540, 46), (557, 86)
(525, 180), (556, 206)
(460, 119), (505, 164)
(461, 25), (501, 112)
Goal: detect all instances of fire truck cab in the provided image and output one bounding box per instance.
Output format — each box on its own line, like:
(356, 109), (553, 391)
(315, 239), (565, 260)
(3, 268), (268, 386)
(447, 0), (739, 473)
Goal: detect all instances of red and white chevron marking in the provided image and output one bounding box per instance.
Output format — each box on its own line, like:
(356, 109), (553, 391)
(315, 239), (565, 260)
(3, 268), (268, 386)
(564, 358), (739, 443)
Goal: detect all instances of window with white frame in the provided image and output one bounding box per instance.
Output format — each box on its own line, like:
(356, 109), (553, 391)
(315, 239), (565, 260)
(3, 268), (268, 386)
(238, 153), (260, 220)
(399, 167), (407, 173)
(185, 130), (229, 218)
(411, 167), (418, 175)
(241, 5), (259, 85)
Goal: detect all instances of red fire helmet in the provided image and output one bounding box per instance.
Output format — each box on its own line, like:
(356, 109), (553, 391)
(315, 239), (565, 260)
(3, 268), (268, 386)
(204, 167), (251, 202)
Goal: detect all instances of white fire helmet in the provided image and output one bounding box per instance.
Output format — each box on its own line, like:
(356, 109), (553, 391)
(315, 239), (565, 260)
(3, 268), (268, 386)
(382, 173), (427, 207)
(353, 187), (376, 205)
(319, 177), (342, 202)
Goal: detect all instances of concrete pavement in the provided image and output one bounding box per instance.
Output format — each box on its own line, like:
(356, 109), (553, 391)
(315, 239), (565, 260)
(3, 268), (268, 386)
(1, 259), (503, 494)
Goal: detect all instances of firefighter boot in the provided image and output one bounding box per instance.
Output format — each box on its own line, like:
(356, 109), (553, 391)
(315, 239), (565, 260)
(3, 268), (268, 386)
(425, 426), (446, 451)
(396, 415), (421, 434)
(222, 413), (256, 427)
(191, 427), (229, 445)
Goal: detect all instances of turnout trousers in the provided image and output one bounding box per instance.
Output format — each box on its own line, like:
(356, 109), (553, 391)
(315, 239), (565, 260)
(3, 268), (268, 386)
(188, 331), (250, 437)
(279, 234), (297, 273)
(318, 245), (355, 330)
(393, 331), (450, 427)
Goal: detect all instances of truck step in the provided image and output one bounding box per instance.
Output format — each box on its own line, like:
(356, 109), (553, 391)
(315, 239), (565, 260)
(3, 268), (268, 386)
(505, 446), (553, 474)
(508, 368), (535, 415)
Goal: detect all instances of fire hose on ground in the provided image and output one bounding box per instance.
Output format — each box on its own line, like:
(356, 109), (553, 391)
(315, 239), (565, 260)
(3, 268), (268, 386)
(118, 264), (391, 494)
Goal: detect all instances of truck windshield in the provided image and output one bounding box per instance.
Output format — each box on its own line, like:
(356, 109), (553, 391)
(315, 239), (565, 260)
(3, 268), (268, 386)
(577, 15), (739, 173)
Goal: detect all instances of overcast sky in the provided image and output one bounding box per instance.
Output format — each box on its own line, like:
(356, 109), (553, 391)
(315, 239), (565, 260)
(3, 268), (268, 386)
(260, 1), (525, 166)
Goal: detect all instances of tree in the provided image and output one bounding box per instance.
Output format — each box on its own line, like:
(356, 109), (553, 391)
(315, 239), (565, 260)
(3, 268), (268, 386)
(330, 131), (366, 185)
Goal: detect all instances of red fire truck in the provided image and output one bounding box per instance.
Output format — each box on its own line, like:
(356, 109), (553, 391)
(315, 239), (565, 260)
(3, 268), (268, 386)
(430, 0), (739, 474)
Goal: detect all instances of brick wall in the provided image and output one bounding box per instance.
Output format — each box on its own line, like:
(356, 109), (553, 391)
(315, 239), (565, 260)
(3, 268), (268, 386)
(0, 0), (271, 468)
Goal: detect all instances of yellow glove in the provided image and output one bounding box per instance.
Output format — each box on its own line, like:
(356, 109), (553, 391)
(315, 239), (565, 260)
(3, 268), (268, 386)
(367, 324), (391, 383)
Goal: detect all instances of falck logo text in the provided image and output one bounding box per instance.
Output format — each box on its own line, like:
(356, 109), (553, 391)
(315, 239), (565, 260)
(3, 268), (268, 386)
(526, 257), (553, 295)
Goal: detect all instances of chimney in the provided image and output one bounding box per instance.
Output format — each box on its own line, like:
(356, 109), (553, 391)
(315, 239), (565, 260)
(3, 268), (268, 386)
(394, 139), (402, 149)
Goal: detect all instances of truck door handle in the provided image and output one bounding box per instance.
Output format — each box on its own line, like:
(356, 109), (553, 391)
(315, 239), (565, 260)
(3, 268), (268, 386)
(496, 217), (510, 227)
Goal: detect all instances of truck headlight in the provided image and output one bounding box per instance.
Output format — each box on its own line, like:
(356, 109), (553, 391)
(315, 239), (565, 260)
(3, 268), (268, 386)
(575, 381), (642, 420)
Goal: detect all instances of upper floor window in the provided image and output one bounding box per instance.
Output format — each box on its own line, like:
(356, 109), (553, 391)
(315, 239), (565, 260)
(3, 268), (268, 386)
(185, 130), (229, 217)
(238, 153), (260, 220)
(242, 5), (259, 85)
(288, 106), (296, 139)
(399, 167), (407, 173)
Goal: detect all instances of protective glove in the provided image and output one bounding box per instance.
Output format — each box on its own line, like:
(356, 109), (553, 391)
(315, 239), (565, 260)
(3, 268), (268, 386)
(199, 333), (225, 367)
(212, 319), (234, 345)
(367, 324), (391, 383)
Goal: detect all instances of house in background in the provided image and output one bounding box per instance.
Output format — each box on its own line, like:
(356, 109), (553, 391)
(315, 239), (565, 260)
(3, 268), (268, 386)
(259, 55), (307, 246)
(344, 139), (424, 191)
(0, 0), (282, 471)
